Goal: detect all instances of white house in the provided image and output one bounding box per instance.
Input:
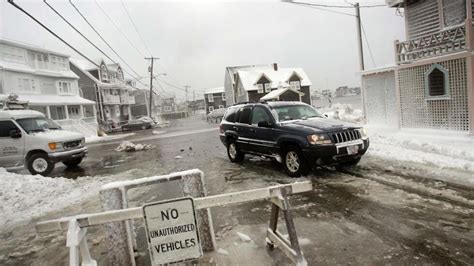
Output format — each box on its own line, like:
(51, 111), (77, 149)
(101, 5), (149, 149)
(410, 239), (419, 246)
(0, 38), (98, 137)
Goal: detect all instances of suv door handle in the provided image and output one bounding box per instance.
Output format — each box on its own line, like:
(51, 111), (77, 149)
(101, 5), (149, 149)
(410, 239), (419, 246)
(249, 129), (256, 132)
(232, 126), (238, 131)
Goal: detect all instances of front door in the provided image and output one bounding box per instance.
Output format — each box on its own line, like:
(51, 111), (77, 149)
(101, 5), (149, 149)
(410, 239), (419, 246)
(0, 120), (25, 168)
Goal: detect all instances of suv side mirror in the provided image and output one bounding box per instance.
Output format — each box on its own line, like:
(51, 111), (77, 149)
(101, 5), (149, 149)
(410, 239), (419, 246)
(258, 121), (273, 128)
(10, 129), (22, 138)
(324, 114), (328, 118)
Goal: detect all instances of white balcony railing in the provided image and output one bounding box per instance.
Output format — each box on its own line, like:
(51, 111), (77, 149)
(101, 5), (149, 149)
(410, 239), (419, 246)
(395, 24), (467, 64)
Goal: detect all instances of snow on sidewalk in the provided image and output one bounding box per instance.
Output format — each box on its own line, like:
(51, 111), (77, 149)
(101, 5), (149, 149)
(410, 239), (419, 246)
(0, 168), (117, 230)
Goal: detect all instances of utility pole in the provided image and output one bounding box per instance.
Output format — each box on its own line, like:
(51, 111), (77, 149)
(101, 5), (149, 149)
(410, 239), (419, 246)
(184, 85), (191, 102)
(355, 3), (364, 71)
(193, 90), (196, 115)
(145, 57), (159, 116)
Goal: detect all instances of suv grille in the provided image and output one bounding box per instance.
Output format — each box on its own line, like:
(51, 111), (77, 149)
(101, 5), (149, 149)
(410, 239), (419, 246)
(330, 130), (361, 144)
(63, 140), (82, 149)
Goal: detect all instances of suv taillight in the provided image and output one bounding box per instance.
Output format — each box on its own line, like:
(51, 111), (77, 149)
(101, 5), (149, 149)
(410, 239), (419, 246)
(219, 124), (224, 134)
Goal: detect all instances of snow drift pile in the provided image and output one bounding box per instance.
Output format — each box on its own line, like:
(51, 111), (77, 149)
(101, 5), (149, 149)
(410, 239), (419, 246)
(321, 103), (363, 123)
(115, 141), (153, 152)
(0, 168), (111, 229)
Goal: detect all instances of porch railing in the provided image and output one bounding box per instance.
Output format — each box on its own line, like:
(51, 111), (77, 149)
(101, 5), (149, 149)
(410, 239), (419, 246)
(395, 24), (467, 64)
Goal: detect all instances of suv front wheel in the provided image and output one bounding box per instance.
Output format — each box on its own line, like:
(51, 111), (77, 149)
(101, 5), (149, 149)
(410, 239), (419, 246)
(282, 146), (309, 177)
(27, 153), (54, 176)
(227, 140), (244, 163)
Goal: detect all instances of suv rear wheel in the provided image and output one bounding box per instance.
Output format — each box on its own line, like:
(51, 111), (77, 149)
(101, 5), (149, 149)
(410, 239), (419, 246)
(227, 139), (244, 163)
(27, 153), (54, 176)
(282, 146), (309, 177)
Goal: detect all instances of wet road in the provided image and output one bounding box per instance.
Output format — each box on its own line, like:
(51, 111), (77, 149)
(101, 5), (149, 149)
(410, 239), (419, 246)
(1, 115), (473, 265)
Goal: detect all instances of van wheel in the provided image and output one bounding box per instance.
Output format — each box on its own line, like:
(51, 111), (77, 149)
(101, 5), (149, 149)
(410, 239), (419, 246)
(63, 158), (83, 167)
(227, 140), (244, 163)
(27, 153), (54, 176)
(282, 146), (309, 177)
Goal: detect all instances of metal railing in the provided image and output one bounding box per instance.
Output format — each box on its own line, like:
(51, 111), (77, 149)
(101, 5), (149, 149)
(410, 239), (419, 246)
(395, 24), (467, 64)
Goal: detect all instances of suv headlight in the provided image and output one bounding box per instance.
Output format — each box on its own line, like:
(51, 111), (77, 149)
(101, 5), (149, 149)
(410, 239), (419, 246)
(357, 127), (368, 140)
(307, 134), (332, 145)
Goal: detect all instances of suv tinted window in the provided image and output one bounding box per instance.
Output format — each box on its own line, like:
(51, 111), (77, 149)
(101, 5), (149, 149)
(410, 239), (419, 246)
(224, 107), (237, 122)
(251, 107), (271, 125)
(238, 107), (252, 124)
(0, 121), (19, 137)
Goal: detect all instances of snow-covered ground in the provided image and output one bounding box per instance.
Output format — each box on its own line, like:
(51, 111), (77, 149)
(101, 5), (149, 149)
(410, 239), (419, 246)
(322, 104), (474, 185)
(86, 132), (135, 144)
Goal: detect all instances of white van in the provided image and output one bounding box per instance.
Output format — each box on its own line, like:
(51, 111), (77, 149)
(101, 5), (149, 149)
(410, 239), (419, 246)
(0, 109), (88, 176)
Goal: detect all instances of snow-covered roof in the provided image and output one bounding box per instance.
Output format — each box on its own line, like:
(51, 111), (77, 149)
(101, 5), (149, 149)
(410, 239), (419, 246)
(70, 59), (134, 91)
(359, 64), (396, 76)
(226, 64), (272, 83)
(0, 60), (79, 79)
(107, 63), (121, 72)
(204, 87), (225, 94)
(237, 67), (312, 91)
(0, 94), (95, 106)
(260, 88), (304, 101)
(70, 58), (102, 71)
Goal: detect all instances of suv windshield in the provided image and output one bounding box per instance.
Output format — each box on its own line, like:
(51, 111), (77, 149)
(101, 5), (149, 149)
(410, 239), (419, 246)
(273, 105), (323, 122)
(16, 117), (61, 134)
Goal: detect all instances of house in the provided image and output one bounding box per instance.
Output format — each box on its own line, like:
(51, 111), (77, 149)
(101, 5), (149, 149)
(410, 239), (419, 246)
(70, 58), (135, 129)
(0, 39), (98, 137)
(226, 63), (312, 105)
(131, 88), (161, 118)
(204, 87), (226, 114)
(161, 97), (177, 113)
(361, 0), (474, 134)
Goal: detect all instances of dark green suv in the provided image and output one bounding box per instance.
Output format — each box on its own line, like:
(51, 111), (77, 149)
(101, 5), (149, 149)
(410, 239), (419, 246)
(219, 101), (369, 177)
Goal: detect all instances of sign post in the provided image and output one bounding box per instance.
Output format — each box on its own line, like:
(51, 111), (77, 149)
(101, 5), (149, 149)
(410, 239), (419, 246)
(143, 197), (202, 265)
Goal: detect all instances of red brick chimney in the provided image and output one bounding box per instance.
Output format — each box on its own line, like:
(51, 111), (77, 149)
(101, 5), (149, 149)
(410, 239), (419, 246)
(273, 63), (278, 71)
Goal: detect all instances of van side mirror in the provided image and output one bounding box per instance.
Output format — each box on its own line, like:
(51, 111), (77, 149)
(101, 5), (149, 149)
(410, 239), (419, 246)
(324, 114), (328, 118)
(258, 121), (273, 128)
(10, 129), (22, 138)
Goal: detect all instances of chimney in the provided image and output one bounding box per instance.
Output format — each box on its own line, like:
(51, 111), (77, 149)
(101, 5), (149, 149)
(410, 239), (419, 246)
(273, 63), (278, 71)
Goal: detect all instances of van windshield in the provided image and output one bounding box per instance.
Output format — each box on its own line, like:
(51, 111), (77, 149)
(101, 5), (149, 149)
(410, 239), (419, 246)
(16, 117), (61, 134)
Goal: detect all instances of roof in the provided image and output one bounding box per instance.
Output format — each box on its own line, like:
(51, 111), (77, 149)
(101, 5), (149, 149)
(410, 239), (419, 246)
(237, 67), (312, 91)
(204, 87), (225, 94)
(0, 38), (70, 58)
(70, 59), (134, 91)
(0, 109), (45, 120)
(107, 63), (121, 72)
(359, 64), (396, 76)
(260, 88), (304, 101)
(70, 58), (102, 71)
(226, 64), (272, 83)
(0, 94), (95, 105)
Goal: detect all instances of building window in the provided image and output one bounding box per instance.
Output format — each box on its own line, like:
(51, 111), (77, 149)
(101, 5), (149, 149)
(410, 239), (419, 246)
(117, 68), (124, 81)
(257, 84), (264, 93)
(68, 105), (81, 119)
(222, 93), (226, 101)
(100, 64), (108, 81)
(218, 105), (224, 109)
(49, 106), (66, 120)
(264, 83), (271, 93)
(164, 106), (171, 112)
(209, 106), (214, 112)
(18, 78), (38, 93)
(208, 94), (214, 102)
(443, 0), (466, 28)
(1, 44), (25, 63)
(425, 64), (450, 99)
(290, 81), (300, 90)
(50, 55), (68, 70)
(58, 81), (73, 95)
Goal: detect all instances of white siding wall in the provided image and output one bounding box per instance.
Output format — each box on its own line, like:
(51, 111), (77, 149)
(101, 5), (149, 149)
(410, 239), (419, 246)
(362, 71), (398, 127)
(2, 70), (79, 96)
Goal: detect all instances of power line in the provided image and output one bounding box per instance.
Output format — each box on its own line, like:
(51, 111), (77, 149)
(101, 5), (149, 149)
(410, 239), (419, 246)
(7, 0), (99, 67)
(43, 0), (123, 69)
(120, 0), (151, 55)
(94, 0), (147, 58)
(287, 1), (385, 8)
(292, 2), (355, 16)
(68, 0), (142, 78)
(361, 22), (376, 67)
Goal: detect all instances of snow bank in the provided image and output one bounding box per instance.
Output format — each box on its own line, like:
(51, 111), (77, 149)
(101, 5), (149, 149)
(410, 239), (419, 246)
(86, 133), (135, 144)
(115, 141), (153, 152)
(0, 168), (111, 229)
(367, 127), (474, 176)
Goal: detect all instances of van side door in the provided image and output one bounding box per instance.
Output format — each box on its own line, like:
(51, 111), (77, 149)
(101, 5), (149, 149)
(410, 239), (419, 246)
(0, 120), (26, 168)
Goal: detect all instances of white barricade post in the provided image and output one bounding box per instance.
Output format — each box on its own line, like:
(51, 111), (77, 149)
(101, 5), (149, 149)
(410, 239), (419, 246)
(99, 169), (215, 265)
(36, 175), (313, 266)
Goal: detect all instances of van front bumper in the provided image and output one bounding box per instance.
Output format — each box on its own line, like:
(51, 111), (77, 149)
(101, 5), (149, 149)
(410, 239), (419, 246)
(48, 147), (88, 163)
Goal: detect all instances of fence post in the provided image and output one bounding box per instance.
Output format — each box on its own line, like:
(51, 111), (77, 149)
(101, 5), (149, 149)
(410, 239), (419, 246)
(180, 170), (216, 251)
(99, 187), (135, 266)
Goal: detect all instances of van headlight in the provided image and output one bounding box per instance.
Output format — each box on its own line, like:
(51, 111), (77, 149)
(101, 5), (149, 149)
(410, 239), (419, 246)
(357, 128), (368, 140)
(307, 134), (332, 145)
(48, 142), (64, 151)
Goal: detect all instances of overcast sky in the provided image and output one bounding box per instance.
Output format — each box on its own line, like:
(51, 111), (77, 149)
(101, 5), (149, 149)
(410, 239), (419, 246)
(0, 0), (405, 100)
